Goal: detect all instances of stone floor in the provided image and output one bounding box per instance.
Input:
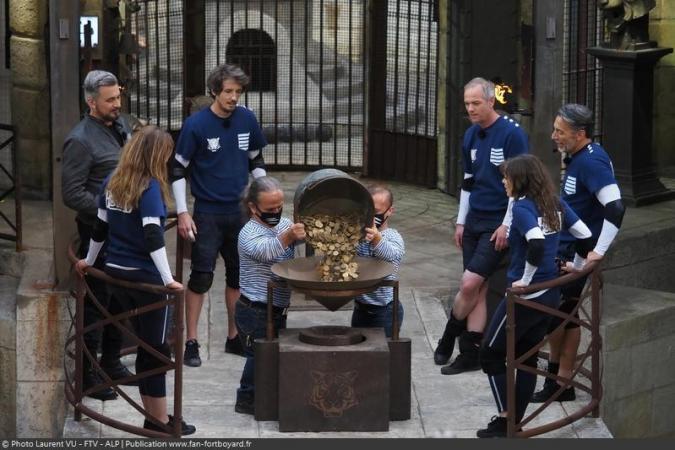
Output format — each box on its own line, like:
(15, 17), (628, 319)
(60, 171), (613, 439)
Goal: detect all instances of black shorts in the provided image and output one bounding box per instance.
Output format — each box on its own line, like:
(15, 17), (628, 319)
(547, 242), (590, 332)
(462, 212), (508, 278)
(191, 211), (245, 289)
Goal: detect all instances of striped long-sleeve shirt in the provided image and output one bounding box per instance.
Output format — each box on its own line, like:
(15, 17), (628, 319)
(239, 217), (295, 307)
(355, 228), (405, 306)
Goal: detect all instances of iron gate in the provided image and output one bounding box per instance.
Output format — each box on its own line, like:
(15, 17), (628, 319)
(124, 0), (184, 130)
(123, 1), (439, 174)
(562, 0), (603, 141)
(125, 0), (367, 171)
(367, 0), (439, 187)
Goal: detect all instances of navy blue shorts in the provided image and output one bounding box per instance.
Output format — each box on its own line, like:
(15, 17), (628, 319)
(462, 212), (508, 278)
(191, 211), (245, 289)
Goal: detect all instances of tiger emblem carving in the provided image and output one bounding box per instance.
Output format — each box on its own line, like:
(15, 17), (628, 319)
(308, 370), (359, 417)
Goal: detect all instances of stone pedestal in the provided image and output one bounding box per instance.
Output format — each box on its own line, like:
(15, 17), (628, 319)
(588, 46), (674, 207)
(277, 327), (390, 432)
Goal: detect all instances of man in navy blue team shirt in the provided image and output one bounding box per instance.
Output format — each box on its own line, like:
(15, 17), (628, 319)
(531, 103), (624, 403)
(434, 77), (529, 375)
(170, 64), (267, 367)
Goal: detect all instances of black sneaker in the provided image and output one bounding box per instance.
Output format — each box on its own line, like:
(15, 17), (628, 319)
(101, 360), (138, 386)
(531, 382), (576, 403)
(144, 415), (196, 436)
(82, 369), (118, 401)
(234, 401), (254, 415)
(433, 338), (455, 366)
(225, 336), (245, 357)
(440, 353), (481, 375)
(183, 339), (201, 367)
(477, 416), (507, 438)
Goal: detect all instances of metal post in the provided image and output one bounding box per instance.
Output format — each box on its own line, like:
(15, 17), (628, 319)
(506, 291), (517, 438)
(74, 277), (85, 421)
(591, 268), (601, 417)
(173, 289), (185, 438)
(392, 280), (399, 341)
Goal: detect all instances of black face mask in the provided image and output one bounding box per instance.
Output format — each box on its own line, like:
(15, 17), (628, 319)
(256, 206), (282, 227)
(374, 208), (390, 229)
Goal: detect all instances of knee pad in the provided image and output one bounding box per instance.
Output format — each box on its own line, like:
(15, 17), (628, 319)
(479, 344), (505, 376)
(188, 271), (214, 294)
(137, 343), (172, 374)
(225, 266), (240, 289)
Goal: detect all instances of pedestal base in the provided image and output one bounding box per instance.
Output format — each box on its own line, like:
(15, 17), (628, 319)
(278, 327), (390, 432)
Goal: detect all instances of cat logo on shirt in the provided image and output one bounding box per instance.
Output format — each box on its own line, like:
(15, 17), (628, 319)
(105, 190), (132, 213)
(537, 212), (561, 236)
(470, 149), (477, 162)
(206, 137), (221, 152)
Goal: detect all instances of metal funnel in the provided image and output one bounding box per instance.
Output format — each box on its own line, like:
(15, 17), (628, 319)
(271, 256), (394, 311)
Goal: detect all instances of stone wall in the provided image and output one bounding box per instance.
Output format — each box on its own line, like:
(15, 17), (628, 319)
(650, 0), (675, 170)
(1, 242), (72, 438)
(0, 249), (22, 438)
(9, 0), (51, 198)
(15, 252), (72, 437)
(601, 284), (675, 438)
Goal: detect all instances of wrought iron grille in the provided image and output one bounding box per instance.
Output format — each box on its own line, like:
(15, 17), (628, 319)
(562, 0), (603, 141)
(384, 0), (438, 137)
(205, 0), (366, 169)
(127, 0), (184, 130)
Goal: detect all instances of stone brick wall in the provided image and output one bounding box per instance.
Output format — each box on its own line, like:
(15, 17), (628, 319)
(601, 284), (675, 438)
(9, 0), (51, 198)
(650, 0), (675, 170)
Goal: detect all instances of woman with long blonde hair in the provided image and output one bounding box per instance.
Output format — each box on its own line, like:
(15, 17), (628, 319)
(76, 125), (196, 435)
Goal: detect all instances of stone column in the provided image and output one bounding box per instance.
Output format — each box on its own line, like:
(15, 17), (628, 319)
(9, 0), (51, 199)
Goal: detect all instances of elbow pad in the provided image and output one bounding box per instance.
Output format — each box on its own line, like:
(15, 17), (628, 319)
(525, 238), (545, 266)
(143, 223), (165, 253)
(248, 150), (266, 172)
(168, 156), (188, 183)
(91, 217), (109, 242)
(574, 237), (594, 258)
(460, 176), (475, 192)
(604, 199), (625, 229)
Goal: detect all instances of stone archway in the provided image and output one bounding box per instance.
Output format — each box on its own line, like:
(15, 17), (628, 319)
(226, 29), (276, 92)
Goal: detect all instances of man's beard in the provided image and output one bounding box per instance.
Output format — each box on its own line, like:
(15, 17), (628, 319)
(102, 110), (121, 122)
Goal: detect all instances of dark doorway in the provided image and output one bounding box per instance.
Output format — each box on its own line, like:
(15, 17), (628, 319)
(226, 29), (276, 92)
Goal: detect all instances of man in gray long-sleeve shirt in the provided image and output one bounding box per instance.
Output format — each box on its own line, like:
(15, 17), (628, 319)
(62, 70), (133, 401)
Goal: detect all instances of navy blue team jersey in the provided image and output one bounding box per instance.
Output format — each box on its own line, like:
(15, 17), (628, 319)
(99, 177), (167, 274)
(559, 142), (616, 245)
(508, 197), (580, 284)
(462, 115), (529, 218)
(175, 106), (267, 215)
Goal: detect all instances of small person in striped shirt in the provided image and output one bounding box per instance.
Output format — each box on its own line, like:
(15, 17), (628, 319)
(233, 176), (306, 415)
(351, 184), (405, 338)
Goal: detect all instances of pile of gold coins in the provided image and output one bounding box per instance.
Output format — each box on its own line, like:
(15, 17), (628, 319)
(300, 213), (362, 282)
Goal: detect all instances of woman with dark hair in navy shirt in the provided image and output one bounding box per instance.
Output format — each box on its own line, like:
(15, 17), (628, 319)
(76, 125), (196, 435)
(476, 154), (592, 438)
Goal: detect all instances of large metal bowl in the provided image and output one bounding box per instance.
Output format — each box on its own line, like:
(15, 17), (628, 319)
(271, 256), (394, 310)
